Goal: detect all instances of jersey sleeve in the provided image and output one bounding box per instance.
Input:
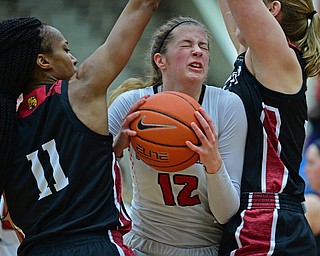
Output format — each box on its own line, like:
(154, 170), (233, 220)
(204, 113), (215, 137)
(206, 91), (247, 224)
(108, 90), (141, 137)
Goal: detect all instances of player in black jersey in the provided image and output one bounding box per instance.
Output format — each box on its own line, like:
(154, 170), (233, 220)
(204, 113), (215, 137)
(217, 0), (320, 255)
(0, 0), (160, 255)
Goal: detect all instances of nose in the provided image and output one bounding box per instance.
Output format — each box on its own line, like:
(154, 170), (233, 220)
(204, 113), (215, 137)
(71, 54), (78, 66)
(192, 45), (203, 57)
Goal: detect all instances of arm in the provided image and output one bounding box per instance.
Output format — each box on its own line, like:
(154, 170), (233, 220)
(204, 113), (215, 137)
(68, 0), (160, 134)
(217, 0), (246, 54)
(225, 0), (302, 94)
(108, 89), (151, 157)
(73, 0), (160, 95)
(187, 93), (247, 223)
(206, 93), (247, 223)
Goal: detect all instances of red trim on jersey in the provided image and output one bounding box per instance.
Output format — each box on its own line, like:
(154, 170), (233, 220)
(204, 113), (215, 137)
(262, 106), (286, 192)
(113, 160), (132, 235)
(17, 80), (62, 118)
(111, 160), (134, 255)
(235, 209), (276, 255)
(110, 229), (135, 256)
(288, 42), (302, 53)
(1, 207), (12, 231)
(1, 201), (24, 242)
(235, 105), (287, 255)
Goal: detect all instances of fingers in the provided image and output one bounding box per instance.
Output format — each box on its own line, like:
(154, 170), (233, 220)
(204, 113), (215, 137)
(197, 108), (217, 137)
(186, 108), (222, 173)
(126, 95), (149, 115)
(194, 108), (217, 143)
(186, 108), (218, 152)
(124, 111), (141, 125)
(123, 95), (150, 127)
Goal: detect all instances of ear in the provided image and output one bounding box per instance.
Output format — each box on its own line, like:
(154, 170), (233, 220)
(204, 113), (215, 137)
(36, 54), (51, 70)
(268, 1), (281, 17)
(153, 53), (166, 70)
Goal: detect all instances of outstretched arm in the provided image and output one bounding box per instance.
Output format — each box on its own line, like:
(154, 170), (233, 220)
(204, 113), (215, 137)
(75, 0), (160, 95)
(217, 0), (246, 54)
(225, 0), (302, 94)
(68, 0), (160, 134)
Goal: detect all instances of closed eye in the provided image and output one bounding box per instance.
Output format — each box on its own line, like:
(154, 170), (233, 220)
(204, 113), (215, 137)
(180, 40), (193, 48)
(199, 43), (209, 51)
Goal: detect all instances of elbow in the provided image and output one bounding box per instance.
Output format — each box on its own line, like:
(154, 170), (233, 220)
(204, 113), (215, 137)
(136, 0), (161, 12)
(148, 0), (161, 11)
(214, 200), (240, 224)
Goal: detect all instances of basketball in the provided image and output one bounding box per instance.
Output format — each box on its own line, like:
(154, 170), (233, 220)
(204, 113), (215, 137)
(130, 91), (201, 172)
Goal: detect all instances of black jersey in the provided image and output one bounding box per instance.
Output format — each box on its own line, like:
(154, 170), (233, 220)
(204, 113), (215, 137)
(5, 80), (131, 254)
(223, 47), (307, 201)
(218, 47), (316, 255)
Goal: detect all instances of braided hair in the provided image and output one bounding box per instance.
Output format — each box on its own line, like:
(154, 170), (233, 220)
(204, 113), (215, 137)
(0, 17), (42, 195)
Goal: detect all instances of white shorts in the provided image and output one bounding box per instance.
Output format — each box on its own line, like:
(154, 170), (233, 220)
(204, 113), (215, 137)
(124, 232), (219, 256)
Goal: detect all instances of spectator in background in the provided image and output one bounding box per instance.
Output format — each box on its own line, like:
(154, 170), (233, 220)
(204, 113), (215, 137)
(300, 78), (320, 194)
(304, 139), (320, 255)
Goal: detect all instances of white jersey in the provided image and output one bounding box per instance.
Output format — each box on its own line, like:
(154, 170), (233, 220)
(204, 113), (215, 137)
(0, 196), (20, 256)
(108, 84), (247, 249)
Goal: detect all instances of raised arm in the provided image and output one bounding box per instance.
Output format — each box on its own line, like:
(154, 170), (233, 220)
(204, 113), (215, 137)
(217, 0), (246, 54)
(77, 0), (160, 94)
(225, 0), (302, 94)
(68, 0), (160, 134)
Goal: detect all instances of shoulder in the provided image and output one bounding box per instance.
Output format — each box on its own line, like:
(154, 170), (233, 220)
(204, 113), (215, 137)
(110, 86), (154, 107)
(204, 84), (243, 107)
(115, 86), (153, 101)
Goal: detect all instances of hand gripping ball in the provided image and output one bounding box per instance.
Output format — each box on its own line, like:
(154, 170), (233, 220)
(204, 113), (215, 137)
(130, 91), (201, 172)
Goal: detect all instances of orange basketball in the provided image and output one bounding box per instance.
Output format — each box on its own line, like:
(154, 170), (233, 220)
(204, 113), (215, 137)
(130, 91), (201, 172)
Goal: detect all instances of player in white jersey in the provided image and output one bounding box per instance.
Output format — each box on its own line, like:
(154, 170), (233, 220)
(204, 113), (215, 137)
(0, 196), (21, 256)
(108, 17), (247, 256)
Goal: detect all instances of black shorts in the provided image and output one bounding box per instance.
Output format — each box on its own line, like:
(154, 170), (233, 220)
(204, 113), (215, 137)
(19, 231), (133, 256)
(218, 192), (317, 256)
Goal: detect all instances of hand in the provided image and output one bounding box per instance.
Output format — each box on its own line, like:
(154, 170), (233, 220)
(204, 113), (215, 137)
(112, 95), (150, 158)
(186, 107), (222, 174)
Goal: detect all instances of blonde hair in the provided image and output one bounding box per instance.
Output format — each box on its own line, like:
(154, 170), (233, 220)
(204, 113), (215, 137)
(107, 16), (210, 107)
(107, 78), (149, 107)
(264, 0), (320, 77)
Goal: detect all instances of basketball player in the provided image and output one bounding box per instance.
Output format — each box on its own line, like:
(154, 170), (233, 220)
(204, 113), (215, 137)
(0, 196), (21, 256)
(217, 0), (320, 255)
(108, 16), (248, 256)
(0, 0), (160, 255)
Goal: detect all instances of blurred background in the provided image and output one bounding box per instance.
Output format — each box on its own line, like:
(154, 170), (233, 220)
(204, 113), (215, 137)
(0, 0), (237, 91)
(1, 0), (319, 203)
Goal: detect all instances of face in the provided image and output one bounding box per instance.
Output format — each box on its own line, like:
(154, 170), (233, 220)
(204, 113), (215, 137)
(42, 26), (78, 80)
(157, 25), (209, 86)
(305, 144), (320, 192)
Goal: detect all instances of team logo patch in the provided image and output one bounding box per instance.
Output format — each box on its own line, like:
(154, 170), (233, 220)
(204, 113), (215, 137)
(27, 96), (37, 110)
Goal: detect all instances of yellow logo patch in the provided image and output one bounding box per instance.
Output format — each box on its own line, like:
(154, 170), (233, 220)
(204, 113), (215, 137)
(27, 96), (37, 110)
